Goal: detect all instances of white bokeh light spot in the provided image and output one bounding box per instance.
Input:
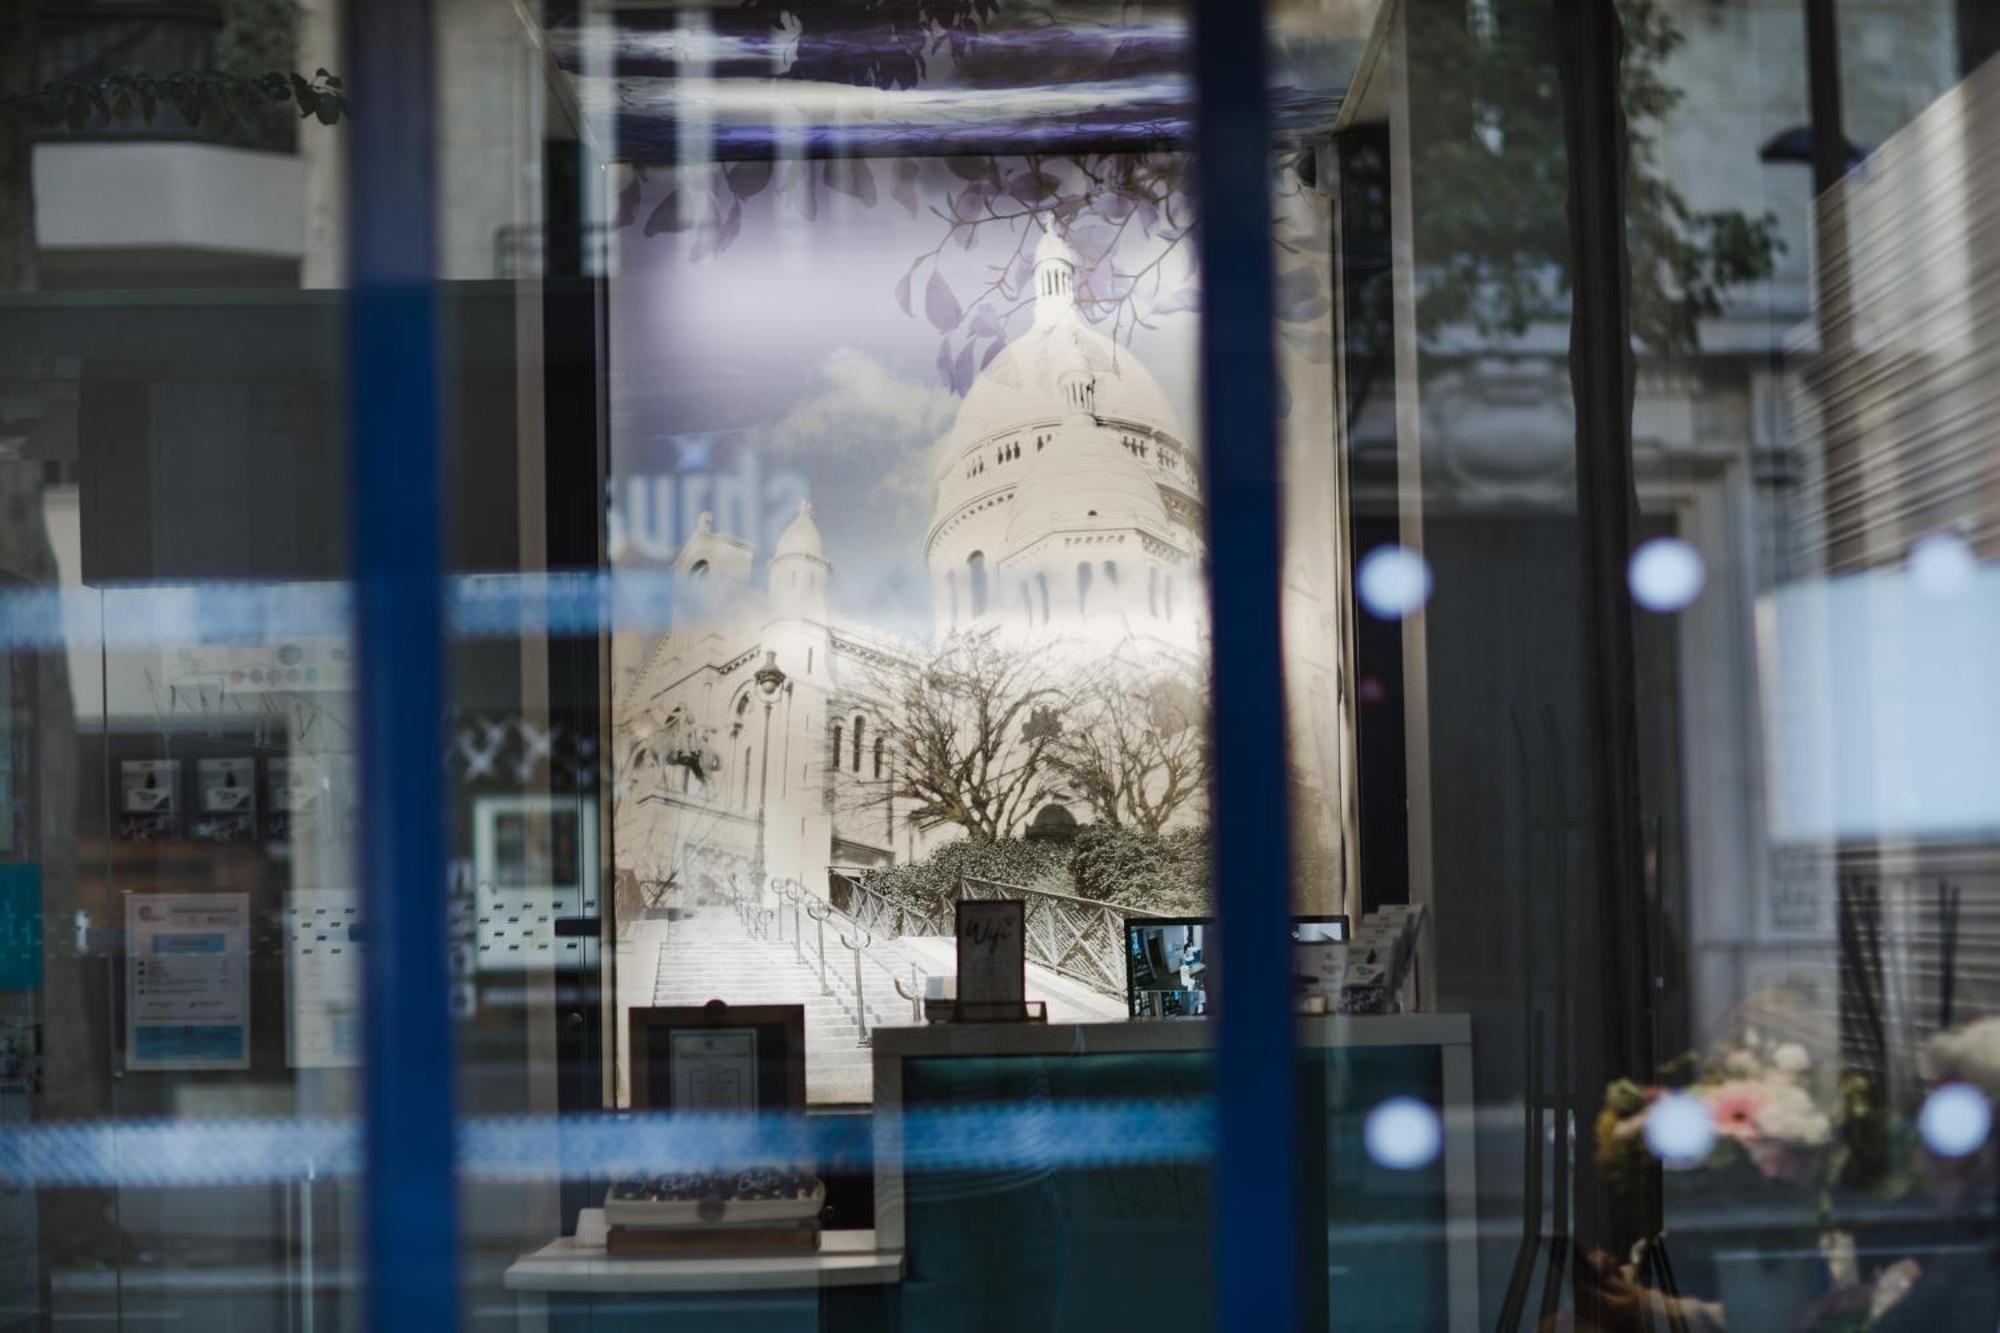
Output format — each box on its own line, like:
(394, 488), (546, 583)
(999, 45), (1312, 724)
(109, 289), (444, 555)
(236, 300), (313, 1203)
(1644, 1091), (1715, 1168)
(1628, 537), (1706, 613)
(1358, 546), (1433, 621)
(1909, 532), (1976, 599)
(1365, 1096), (1442, 1170)
(1919, 1083), (1991, 1158)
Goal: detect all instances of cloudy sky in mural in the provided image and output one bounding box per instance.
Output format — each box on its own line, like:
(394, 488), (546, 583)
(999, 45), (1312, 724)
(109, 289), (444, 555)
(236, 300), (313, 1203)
(608, 156), (1200, 641)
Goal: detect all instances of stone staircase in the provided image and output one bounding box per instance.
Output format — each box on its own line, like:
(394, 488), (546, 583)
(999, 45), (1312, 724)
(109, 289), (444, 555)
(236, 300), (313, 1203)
(651, 904), (931, 1104)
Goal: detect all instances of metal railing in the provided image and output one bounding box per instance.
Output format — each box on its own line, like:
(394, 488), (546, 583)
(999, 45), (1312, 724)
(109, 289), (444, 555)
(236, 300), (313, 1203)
(827, 867), (1153, 998)
(728, 874), (928, 1047)
(958, 876), (1154, 997)
(827, 867), (953, 938)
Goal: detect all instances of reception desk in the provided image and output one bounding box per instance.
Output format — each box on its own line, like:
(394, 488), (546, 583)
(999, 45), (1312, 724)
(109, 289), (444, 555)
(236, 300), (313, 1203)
(507, 1014), (1475, 1331)
(873, 1015), (1477, 1333)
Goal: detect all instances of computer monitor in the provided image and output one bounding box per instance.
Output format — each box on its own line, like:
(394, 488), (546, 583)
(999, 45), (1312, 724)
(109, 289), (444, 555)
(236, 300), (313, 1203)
(1292, 914), (1350, 943)
(1126, 915), (1355, 1018)
(1124, 918), (1209, 1019)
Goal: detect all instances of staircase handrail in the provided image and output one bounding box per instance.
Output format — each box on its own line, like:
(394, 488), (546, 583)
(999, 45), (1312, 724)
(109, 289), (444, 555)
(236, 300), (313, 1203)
(826, 865), (955, 938)
(775, 874), (936, 1044)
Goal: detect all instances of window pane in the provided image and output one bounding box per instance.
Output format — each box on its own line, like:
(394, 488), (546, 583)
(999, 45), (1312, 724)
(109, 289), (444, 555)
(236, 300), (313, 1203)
(1, 0), (357, 1323)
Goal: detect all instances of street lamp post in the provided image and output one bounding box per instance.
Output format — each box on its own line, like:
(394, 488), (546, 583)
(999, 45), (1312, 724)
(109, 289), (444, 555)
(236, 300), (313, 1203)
(752, 651), (788, 906)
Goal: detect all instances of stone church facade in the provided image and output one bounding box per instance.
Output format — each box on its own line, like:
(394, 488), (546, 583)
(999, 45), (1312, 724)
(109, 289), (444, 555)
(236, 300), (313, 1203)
(612, 223), (1262, 908)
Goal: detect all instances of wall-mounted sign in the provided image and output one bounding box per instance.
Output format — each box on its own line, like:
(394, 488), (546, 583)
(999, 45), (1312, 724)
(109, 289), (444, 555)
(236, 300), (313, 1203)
(955, 899), (1026, 1022)
(192, 758), (257, 843)
(125, 892), (249, 1070)
(471, 795), (599, 973)
(0, 866), (41, 992)
(118, 759), (181, 842)
(285, 889), (360, 1068)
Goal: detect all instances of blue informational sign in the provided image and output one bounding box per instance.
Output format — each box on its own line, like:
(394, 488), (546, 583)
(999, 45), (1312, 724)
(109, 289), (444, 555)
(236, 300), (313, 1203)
(0, 864), (42, 991)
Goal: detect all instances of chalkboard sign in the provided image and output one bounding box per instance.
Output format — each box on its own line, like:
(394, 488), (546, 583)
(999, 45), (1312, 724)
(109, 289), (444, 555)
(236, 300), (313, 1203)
(955, 900), (1026, 1022)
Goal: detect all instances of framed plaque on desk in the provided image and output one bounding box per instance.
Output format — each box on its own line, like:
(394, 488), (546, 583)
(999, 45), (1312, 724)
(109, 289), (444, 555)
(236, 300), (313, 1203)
(628, 1003), (807, 1110)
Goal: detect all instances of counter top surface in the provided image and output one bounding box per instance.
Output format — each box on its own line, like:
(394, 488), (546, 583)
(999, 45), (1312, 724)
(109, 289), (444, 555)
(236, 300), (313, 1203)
(505, 1213), (902, 1294)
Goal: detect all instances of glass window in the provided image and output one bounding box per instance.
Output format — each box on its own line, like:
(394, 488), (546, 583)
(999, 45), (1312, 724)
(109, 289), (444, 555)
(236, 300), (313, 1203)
(11, 1), (1998, 1330)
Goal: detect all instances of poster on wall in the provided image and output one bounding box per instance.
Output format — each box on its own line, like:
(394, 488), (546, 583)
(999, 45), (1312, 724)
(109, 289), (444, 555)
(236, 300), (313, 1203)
(192, 757), (258, 843)
(604, 152), (1219, 1100)
(265, 757), (315, 844)
(118, 759), (181, 842)
(597, 133), (1349, 1090)
(471, 795), (599, 973)
(285, 888), (361, 1068)
(125, 892), (250, 1070)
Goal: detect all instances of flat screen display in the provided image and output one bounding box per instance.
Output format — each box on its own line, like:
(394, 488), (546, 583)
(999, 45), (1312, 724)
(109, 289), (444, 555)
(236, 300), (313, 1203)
(1292, 914), (1350, 943)
(1126, 919), (1209, 1019)
(1126, 915), (1352, 1017)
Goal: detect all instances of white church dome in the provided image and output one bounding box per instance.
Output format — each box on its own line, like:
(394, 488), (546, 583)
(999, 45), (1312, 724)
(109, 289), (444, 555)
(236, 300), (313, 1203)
(930, 316), (1186, 535)
(1004, 419), (1174, 554)
(926, 220), (1204, 642)
(771, 499), (827, 563)
(944, 319), (1178, 456)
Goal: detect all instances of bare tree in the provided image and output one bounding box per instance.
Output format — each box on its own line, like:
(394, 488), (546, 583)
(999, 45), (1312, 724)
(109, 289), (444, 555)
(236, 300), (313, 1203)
(1049, 652), (1208, 834)
(861, 627), (1071, 842)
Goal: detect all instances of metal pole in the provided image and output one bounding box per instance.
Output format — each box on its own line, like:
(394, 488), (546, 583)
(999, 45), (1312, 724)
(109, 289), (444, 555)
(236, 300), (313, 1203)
(1188, 0), (1298, 1325)
(853, 944), (870, 1047)
(1553, 0), (1654, 1276)
(345, 0), (459, 1324)
(839, 927), (874, 1047)
(808, 899), (831, 995)
(300, 1166), (316, 1333)
(757, 699), (774, 887)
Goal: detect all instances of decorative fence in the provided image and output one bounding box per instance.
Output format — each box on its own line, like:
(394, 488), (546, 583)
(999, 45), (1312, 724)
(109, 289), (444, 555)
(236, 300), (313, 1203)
(827, 867), (951, 939)
(958, 876), (1151, 997)
(826, 867), (1152, 998)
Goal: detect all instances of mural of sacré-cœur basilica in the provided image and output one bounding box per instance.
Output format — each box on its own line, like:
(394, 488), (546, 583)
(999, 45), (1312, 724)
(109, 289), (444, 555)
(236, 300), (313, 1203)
(608, 221), (1264, 1098)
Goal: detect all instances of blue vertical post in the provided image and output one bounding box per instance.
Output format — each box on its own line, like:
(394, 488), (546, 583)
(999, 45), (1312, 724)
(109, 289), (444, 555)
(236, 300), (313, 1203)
(1189, 0), (1300, 1329)
(345, 0), (459, 1328)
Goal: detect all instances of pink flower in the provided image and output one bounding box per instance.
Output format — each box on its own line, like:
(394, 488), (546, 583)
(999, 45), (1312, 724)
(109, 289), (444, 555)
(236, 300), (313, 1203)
(1702, 1080), (1771, 1142)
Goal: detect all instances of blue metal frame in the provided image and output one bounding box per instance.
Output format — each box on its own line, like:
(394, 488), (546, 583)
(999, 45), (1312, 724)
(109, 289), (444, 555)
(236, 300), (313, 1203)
(1190, 0), (1302, 1327)
(346, 0), (460, 1327)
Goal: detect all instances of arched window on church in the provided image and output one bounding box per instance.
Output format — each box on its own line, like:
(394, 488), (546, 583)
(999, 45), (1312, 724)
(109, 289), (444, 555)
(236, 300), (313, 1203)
(1102, 560), (1118, 587)
(832, 723), (843, 774)
(689, 560), (708, 578)
(872, 736), (886, 779)
(967, 551), (989, 618)
(852, 715), (866, 773)
(1037, 573), (1051, 622)
(1076, 561), (1093, 614)
(1149, 566), (1160, 618)
(1165, 576), (1175, 622)
(1020, 584), (1033, 622)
